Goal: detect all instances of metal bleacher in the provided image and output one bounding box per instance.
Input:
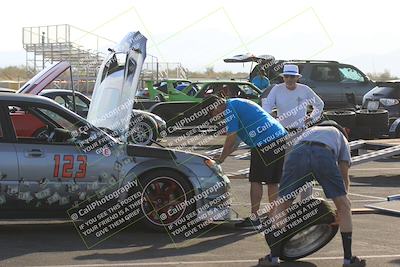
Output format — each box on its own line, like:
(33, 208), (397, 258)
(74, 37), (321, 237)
(22, 24), (115, 93)
(22, 24), (188, 93)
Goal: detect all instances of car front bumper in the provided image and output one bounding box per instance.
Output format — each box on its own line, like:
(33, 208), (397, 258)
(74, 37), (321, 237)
(192, 173), (238, 222)
(363, 98), (400, 118)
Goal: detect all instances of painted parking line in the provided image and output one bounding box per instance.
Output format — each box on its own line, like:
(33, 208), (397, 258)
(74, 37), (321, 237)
(351, 167), (400, 171)
(230, 199), (380, 205)
(33, 254), (400, 267)
(313, 188), (386, 200)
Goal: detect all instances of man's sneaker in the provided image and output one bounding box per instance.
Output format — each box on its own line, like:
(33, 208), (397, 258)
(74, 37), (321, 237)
(235, 217), (261, 230)
(258, 254), (280, 266)
(343, 256), (366, 267)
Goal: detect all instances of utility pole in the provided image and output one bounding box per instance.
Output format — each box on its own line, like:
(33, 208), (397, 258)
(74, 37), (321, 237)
(41, 32), (45, 69)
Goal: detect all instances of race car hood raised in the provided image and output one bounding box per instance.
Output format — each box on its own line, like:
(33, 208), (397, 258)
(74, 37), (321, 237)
(87, 32), (147, 142)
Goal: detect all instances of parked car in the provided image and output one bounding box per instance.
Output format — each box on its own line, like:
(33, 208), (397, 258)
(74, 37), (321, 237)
(145, 80), (262, 132)
(39, 89), (166, 146)
(0, 93), (231, 230)
(224, 55), (376, 109)
(320, 81), (400, 139)
(149, 79), (192, 101)
(362, 81), (400, 118)
(0, 32), (232, 232)
(361, 81), (400, 138)
(148, 80), (262, 103)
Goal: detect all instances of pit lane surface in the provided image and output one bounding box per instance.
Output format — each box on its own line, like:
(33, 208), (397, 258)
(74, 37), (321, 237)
(1, 142), (399, 267)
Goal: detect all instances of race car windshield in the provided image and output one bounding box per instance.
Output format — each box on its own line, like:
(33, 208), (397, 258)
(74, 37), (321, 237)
(35, 107), (119, 145)
(37, 107), (79, 132)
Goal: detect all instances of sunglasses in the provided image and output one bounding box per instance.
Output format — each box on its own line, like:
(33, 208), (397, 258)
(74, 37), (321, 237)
(283, 75), (297, 78)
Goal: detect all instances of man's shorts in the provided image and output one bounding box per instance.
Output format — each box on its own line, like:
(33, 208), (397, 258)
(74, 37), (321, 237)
(279, 143), (347, 199)
(249, 139), (286, 184)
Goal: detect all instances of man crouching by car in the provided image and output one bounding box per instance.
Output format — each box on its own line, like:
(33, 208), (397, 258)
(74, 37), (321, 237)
(258, 121), (366, 267)
(204, 95), (287, 230)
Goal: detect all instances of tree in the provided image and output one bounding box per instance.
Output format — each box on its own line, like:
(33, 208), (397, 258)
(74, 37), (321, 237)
(205, 66), (215, 77)
(0, 65), (33, 81)
(367, 69), (398, 81)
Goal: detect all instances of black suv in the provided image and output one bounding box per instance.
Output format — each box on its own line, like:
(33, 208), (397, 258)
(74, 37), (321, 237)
(261, 60), (376, 109)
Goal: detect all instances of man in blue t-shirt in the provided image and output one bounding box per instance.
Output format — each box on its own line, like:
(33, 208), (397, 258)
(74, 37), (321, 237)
(250, 63), (270, 90)
(207, 95), (287, 229)
(251, 75), (270, 90)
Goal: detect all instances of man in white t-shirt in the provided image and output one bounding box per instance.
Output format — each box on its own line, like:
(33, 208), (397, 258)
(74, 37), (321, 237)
(262, 64), (324, 200)
(262, 64), (324, 131)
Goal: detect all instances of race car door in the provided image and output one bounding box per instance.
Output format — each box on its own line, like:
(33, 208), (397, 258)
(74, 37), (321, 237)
(0, 106), (19, 209)
(7, 103), (118, 210)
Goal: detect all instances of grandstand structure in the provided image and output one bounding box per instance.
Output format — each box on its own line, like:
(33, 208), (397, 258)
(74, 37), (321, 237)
(22, 24), (113, 93)
(22, 24), (187, 93)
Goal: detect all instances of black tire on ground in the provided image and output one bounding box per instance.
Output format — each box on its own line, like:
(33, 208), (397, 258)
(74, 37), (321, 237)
(137, 170), (195, 232)
(323, 110), (356, 129)
(264, 198), (338, 261)
(280, 224), (338, 261)
(128, 119), (157, 146)
(355, 109), (388, 129)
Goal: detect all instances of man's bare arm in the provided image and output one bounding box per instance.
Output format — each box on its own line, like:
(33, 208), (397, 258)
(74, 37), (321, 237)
(339, 161), (350, 192)
(215, 133), (238, 163)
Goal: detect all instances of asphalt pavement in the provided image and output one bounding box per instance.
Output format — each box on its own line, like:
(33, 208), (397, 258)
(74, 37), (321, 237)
(1, 141), (399, 267)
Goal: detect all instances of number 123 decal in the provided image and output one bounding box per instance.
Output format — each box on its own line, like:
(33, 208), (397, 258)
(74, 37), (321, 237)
(53, 155), (87, 178)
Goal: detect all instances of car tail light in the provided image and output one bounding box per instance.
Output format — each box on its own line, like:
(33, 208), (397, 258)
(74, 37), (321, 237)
(379, 98), (399, 107)
(344, 127), (351, 136)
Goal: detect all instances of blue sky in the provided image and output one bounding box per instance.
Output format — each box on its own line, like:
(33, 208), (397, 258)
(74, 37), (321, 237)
(1, 0), (400, 76)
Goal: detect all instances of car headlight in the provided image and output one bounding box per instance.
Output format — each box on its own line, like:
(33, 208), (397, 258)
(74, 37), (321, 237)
(204, 159), (224, 176)
(379, 98), (399, 106)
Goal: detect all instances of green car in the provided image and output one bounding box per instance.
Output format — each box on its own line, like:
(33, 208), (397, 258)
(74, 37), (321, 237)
(148, 79), (262, 104)
(146, 80), (263, 131)
(147, 79), (192, 101)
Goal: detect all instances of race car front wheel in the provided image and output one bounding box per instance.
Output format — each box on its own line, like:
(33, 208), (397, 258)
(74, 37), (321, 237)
(138, 170), (195, 232)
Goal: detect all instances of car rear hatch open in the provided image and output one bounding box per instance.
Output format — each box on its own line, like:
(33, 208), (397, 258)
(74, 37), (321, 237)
(223, 53), (274, 63)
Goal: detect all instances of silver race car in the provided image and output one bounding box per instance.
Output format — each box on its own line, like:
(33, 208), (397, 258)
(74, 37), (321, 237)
(0, 32), (231, 232)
